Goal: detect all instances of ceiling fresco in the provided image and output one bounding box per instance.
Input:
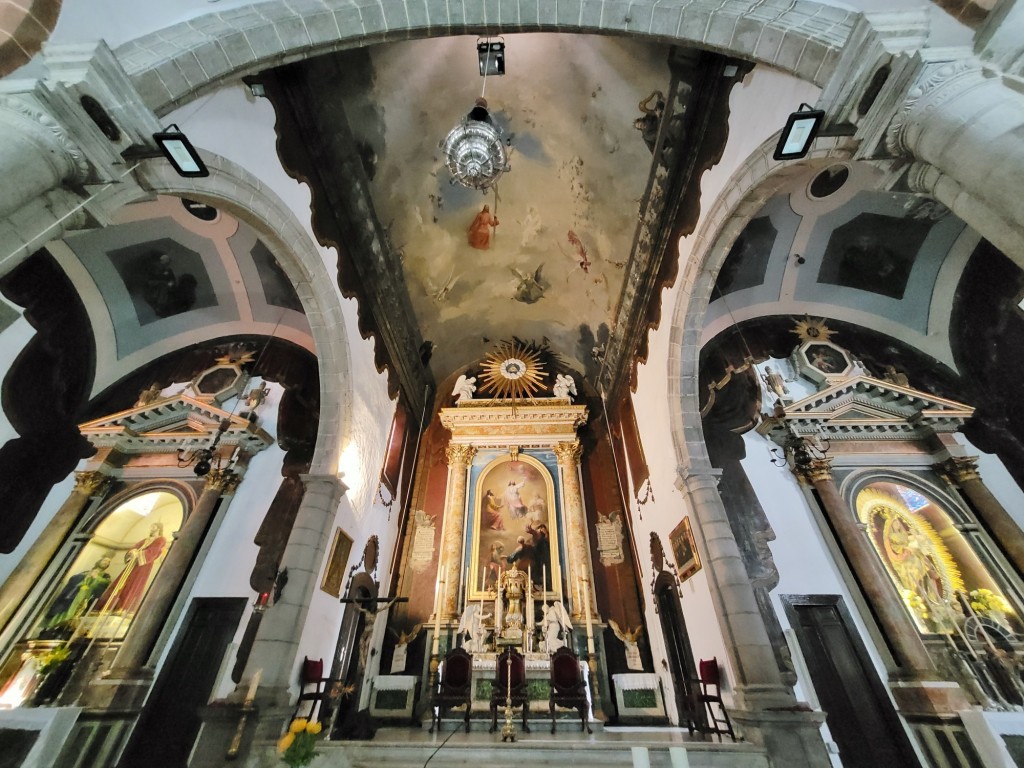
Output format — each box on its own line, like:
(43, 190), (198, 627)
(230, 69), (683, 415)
(339, 34), (674, 376)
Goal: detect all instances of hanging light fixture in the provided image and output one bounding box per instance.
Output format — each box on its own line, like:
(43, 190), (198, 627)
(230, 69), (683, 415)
(441, 97), (510, 191)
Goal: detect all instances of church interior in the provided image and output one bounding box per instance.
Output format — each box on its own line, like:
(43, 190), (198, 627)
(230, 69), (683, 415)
(0, 1), (1023, 766)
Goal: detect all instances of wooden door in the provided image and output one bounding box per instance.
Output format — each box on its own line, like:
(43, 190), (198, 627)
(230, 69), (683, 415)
(118, 598), (245, 768)
(655, 576), (704, 730)
(785, 595), (919, 768)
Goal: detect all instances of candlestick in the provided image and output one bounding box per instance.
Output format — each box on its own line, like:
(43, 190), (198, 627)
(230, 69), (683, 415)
(582, 577), (595, 655)
(245, 668), (262, 703)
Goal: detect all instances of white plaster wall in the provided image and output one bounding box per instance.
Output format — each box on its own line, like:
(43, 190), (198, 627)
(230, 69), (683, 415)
(628, 66), (821, 718)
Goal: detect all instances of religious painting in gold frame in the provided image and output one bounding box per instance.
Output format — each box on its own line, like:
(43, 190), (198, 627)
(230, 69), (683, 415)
(468, 454), (563, 603)
(320, 527), (354, 598)
(669, 516), (701, 582)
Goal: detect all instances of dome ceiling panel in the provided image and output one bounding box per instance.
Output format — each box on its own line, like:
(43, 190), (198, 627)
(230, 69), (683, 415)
(55, 195), (312, 394)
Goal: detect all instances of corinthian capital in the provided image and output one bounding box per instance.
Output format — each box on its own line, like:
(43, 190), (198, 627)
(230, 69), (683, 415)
(553, 441), (584, 466)
(204, 468), (240, 493)
(885, 57), (983, 156)
(445, 444), (477, 467)
(943, 456), (980, 483)
(795, 457), (833, 485)
(74, 470), (112, 497)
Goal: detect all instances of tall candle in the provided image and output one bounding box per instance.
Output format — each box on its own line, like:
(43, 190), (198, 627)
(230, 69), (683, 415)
(432, 576), (444, 655)
(461, 567), (468, 612)
(542, 565), (547, 602)
(582, 577), (595, 655)
(246, 668), (262, 702)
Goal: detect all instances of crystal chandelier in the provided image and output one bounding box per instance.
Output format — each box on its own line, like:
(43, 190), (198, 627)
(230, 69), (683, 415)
(440, 98), (510, 191)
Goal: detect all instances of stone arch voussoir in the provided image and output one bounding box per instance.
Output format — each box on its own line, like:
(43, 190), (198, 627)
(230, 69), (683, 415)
(113, 0), (857, 115)
(667, 135), (855, 472)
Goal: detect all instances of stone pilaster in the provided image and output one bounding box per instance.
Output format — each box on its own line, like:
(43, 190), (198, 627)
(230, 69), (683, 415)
(677, 468), (797, 709)
(0, 470), (112, 633)
(678, 467), (831, 767)
(438, 444), (476, 620)
(243, 474), (345, 698)
(943, 456), (1024, 577)
(554, 441), (592, 621)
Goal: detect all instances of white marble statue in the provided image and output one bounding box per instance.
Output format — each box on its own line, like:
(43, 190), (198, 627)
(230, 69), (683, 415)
(609, 619), (644, 671)
(452, 374), (477, 403)
(542, 600), (573, 654)
(553, 373), (577, 401)
(457, 603), (489, 653)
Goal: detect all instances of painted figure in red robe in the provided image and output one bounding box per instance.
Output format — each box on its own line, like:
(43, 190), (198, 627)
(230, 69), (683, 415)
(96, 523), (168, 613)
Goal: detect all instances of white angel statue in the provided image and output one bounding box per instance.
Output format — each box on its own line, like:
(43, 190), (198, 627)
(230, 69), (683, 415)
(452, 374), (477, 403)
(457, 603), (489, 653)
(553, 373), (577, 401)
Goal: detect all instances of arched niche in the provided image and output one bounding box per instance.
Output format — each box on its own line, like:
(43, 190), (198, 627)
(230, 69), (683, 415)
(855, 479), (1020, 636)
(469, 453), (561, 603)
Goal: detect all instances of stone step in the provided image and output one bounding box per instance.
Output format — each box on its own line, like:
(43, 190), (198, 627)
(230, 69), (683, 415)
(295, 727), (769, 768)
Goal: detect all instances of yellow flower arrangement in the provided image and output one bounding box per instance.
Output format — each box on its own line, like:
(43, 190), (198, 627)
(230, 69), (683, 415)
(278, 718), (322, 767)
(969, 588), (1013, 615)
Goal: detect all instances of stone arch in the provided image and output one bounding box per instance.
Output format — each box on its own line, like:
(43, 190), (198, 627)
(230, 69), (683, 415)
(113, 0), (857, 115)
(0, 0), (60, 78)
(107, 152), (352, 476)
(667, 136), (855, 471)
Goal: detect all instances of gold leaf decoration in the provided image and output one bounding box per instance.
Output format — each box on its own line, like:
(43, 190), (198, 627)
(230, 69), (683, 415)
(791, 317), (835, 343)
(479, 341), (548, 402)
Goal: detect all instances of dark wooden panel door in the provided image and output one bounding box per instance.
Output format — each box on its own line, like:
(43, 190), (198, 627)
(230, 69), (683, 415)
(787, 597), (919, 768)
(118, 598), (245, 768)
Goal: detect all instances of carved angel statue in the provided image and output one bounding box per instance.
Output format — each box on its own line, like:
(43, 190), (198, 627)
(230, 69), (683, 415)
(553, 373), (577, 401)
(387, 623), (422, 674)
(542, 600), (573, 654)
(609, 619), (644, 671)
(452, 374), (477, 403)
(457, 603), (490, 653)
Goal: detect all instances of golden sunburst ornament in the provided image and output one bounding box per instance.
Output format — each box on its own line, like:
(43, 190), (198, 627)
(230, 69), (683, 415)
(791, 317), (835, 343)
(479, 341), (547, 402)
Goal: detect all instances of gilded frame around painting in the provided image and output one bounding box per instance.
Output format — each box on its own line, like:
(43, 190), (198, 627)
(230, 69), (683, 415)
(320, 527), (354, 598)
(669, 516), (701, 582)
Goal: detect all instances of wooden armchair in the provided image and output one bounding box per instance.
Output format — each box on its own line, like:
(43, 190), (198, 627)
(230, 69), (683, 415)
(429, 647), (473, 733)
(548, 646), (591, 733)
(489, 647), (530, 733)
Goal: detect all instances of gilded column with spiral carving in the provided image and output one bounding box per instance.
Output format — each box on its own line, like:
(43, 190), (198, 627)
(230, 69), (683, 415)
(554, 441), (591, 621)
(0, 470), (113, 631)
(440, 444), (477, 620)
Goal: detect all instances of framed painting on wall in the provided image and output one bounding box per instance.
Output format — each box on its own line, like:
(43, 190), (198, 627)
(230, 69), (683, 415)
(669, 516), (701, 582)
(469, 454), (563, 603)
(320, 527), (354, 598)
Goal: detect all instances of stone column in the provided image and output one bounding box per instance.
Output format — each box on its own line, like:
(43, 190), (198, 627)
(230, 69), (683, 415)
(243, 474), (345, 696)
(0, 94), (88, 221)
(554, 441), (592, 621)
(108, 469), (240, 676)
(438, 445), (476, 620)
(678, 469), (797, 708)
(0, 470), (112, 632)
(943, 456), (1024, 577)
(680, 468), (832, 768)
(890, 58), (1024, 264)
(796, 459), (936, 677)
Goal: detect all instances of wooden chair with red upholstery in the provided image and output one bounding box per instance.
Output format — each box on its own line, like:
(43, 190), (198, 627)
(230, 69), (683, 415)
(696, 657), (736, 741)
(429, 647), (474, 733)
(489, 646), (530, 733)
(293, 656), (332, 722)
(548, 646), (591, 734)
